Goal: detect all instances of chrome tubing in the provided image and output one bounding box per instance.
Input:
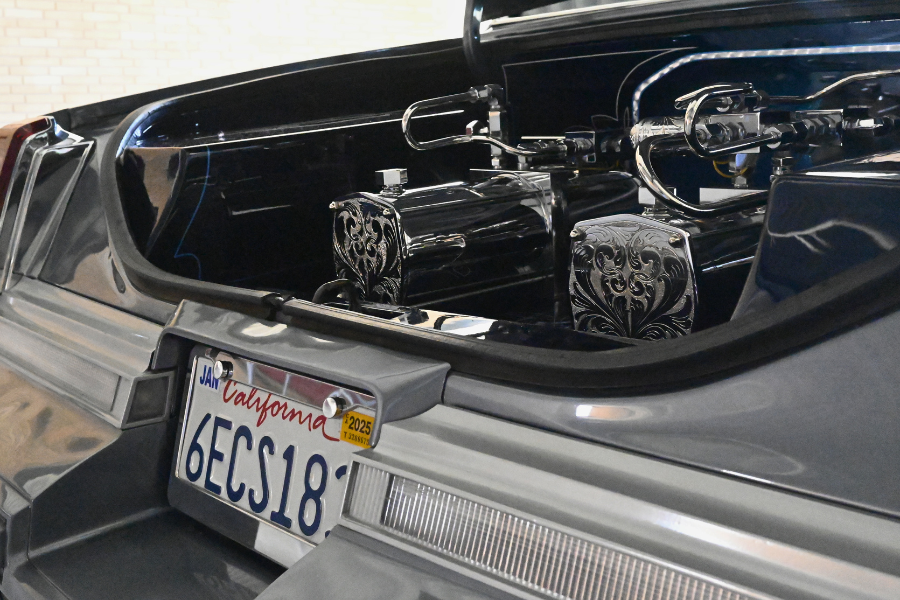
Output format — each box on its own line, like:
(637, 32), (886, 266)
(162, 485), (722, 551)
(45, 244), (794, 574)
(674, 82), (756, 111)
(635, 134), (768, 218)
(769, 68), (900, 104)
(680, 83), (771, 158)
(401, 86), (540, 157)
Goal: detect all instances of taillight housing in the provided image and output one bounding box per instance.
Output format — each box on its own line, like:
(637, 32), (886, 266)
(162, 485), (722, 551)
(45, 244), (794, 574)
(0, 117), (52, 212)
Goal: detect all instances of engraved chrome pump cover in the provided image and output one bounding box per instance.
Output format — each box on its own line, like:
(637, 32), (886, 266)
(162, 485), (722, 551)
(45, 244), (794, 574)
(332, 193), (403, 304)
(332, 172), (554, 310)
(569, 215), (697, 340)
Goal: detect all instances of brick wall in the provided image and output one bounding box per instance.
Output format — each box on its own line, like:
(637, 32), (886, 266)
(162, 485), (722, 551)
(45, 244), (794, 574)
(0, 0), (464, 125)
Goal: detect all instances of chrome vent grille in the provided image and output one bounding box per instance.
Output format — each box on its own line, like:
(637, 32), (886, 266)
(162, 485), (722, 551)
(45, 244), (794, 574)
(347, 463), (767, 600)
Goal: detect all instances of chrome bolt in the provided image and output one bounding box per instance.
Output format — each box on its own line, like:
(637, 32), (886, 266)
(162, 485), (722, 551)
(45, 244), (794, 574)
(669, 234), (684, 247)
(382, 208), (392, 216)
(213, 360), (233, 380)
(329, 201), (342, 211)
(570, 228), (586, 241)
(322, 395), (346, 419)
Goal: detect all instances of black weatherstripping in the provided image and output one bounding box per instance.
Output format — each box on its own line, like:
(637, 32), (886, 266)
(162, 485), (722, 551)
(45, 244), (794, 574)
(99, 18), (900, 391)
(105, 109), (900, 391)
(102, 104), (900, 389)
(274, 246), (900, 391)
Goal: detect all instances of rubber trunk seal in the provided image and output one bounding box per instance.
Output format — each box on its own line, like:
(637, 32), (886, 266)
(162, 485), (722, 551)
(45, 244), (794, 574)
(97, 53), (900, 393)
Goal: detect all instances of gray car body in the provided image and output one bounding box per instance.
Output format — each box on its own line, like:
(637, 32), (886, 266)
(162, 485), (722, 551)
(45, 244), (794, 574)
(1, 2), (900, 599)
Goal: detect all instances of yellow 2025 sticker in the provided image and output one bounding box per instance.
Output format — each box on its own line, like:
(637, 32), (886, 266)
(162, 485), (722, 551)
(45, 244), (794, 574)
(340, 411), (374, 448)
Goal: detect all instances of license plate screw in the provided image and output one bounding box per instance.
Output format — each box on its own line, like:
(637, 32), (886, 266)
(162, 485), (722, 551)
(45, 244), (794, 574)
(213, 360), (234, 380)
(322, 395), (346, 419)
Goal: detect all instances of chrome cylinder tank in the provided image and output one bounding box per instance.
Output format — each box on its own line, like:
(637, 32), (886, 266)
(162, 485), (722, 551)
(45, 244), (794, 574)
(332, 172), (554, 310)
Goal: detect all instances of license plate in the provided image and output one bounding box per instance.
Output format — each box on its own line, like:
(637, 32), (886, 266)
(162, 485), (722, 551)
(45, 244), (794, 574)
(175, 353), (375, 545)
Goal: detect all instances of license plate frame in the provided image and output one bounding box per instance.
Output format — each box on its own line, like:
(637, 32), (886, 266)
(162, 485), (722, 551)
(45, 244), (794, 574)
(171, 345), (376, 554)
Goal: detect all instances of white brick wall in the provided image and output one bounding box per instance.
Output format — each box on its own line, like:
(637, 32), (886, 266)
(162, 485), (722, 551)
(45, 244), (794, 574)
(0, 0), (464, 124)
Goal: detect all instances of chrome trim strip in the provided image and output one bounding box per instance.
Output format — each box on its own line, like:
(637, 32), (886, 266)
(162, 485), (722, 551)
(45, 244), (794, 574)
(701, 255), (754, 273)
(346, 405), (900, 600)
(804, 171), (900, 180)
(173, 355), (200, 480)
(207, 348), (376, 414)
(482, 0), (685, 31)
(0, 124), (53, 278)
(0, 129), (48, 292)
(632, 44), (900, 120)
(3, 147), (45, 291)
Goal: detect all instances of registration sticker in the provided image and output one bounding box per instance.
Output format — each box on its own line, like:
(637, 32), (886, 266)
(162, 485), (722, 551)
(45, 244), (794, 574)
(341, 411), (374, 448)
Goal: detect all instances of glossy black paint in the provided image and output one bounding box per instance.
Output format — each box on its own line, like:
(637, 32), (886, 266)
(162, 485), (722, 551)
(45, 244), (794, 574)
(39, 42), (474, 321)
(39, 128), (176, 324)
(11, 144), (89, 276)
(0, 360), (280, 600)
(687, 209), (765, 330)
(127, 47), (476, 149)
(735, 170), (900, 316)
(120, 115), (485, 297)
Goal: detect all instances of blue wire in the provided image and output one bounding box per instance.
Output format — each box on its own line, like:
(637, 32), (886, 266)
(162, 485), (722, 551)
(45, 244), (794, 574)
(173, 147), (210, 280)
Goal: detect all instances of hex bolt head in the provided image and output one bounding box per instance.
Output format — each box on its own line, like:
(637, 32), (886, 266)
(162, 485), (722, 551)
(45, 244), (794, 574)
(375, 168), (408, 187)
(771, 156), (796, 169)
(570, 228), (586, 241)
(669, 234), (684, 247)
(322, 395), (346, 419)
(213, 360), (233, 380)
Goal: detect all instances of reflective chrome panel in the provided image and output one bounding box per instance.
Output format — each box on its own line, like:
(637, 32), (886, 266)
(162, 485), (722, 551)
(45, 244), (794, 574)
(204, 348), (376, 414)
(332, 171), (554, 310)
(570, 215), (696, 339)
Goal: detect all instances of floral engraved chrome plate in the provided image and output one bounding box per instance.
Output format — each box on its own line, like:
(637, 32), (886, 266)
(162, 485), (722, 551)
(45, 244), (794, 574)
(332, 195), (403, 304)
(569, 215), (696, 340)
